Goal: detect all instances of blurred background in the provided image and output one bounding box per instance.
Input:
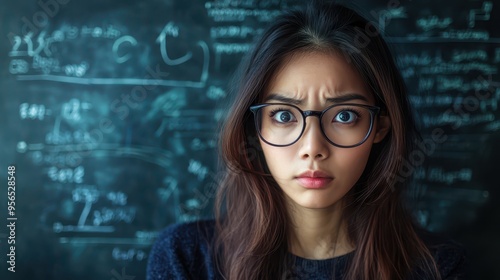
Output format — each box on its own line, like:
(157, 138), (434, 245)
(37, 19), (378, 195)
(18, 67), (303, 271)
(0, 0), (498, 279)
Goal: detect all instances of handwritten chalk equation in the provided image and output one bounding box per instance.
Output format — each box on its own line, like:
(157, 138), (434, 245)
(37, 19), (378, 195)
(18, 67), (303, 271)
(8, 22), (209, 88)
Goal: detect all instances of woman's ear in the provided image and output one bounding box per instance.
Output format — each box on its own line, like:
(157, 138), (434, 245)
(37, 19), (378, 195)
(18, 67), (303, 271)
(373, 115), (391, 143)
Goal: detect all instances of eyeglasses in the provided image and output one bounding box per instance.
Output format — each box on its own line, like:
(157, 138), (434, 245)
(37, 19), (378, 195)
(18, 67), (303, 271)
(249, 103), (380, 148)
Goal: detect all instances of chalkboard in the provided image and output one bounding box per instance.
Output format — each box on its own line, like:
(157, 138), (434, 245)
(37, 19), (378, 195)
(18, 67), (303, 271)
(0, 0), (498, 279)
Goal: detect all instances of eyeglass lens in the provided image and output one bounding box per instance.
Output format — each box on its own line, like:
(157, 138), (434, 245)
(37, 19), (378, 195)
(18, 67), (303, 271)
(255, 104), (374, 146)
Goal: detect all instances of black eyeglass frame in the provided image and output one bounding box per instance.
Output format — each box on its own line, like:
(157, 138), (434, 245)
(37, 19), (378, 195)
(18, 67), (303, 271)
(249, 103), (381, 148)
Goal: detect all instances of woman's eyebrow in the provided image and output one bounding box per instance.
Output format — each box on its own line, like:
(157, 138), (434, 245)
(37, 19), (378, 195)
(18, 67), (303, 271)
(326, 93), (369, 103)
(264, 93), (302, 104)
(264, 93), (369, 104)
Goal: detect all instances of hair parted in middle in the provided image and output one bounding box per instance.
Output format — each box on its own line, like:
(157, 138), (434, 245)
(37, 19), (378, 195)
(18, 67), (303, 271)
(214, 1), (440, 279)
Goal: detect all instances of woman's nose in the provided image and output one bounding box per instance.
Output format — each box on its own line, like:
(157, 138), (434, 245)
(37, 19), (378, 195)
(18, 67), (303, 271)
(298, 117), (330, 160)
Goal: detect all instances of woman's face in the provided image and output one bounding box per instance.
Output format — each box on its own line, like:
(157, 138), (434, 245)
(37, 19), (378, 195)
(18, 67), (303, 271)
(259, 51), (390, 210)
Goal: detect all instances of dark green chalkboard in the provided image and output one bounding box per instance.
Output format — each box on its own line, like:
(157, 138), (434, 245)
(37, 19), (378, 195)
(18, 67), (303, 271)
(0, 0), (498, 279)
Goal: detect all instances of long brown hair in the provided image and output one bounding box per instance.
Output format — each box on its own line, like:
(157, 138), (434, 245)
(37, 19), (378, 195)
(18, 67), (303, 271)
(214, 1), (440, 279)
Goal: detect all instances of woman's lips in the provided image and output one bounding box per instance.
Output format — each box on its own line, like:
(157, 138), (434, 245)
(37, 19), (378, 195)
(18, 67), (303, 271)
(296, 177), (333, 189)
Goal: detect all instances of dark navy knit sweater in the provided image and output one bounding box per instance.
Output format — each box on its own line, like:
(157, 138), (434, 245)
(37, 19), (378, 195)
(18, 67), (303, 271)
(146, 219), (466, 279)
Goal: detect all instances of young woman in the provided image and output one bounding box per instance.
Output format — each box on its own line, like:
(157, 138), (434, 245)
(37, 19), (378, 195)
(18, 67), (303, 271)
(147, 1), (466, 279)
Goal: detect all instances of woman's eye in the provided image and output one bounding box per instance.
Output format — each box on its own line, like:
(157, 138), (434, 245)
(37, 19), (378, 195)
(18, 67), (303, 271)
(273, 111), (296, 123)
(334, 111), (357, 123)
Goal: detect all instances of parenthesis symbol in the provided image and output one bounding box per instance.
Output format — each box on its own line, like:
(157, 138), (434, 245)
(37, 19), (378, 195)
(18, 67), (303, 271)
(197, 40), (209, 84)
(113, 35), (137, 64)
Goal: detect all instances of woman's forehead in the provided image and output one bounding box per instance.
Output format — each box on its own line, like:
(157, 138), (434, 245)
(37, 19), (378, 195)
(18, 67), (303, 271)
(262, 51), (374, 104)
